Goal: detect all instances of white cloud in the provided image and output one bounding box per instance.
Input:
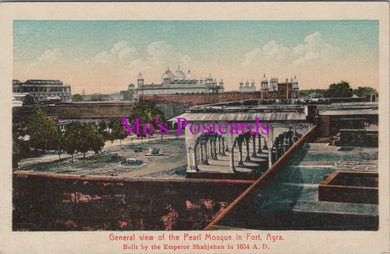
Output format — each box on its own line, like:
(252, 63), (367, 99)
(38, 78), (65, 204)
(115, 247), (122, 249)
(241, 40), (292, 69)
(91, 41), (136, 65)
(292, 32), (341, 66)
(147, 41), (173, 60)
(242, 32), (341, 69)
(36, 48), (63, 63)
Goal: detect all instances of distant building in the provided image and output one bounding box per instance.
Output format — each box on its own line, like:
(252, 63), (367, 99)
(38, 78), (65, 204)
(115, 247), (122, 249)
(13, 79), (72, 103)
(239, 80), (256, 92)
(242, 74), (299, 99)
(120, 83), (138, 102)
(135, 66), (224, 97)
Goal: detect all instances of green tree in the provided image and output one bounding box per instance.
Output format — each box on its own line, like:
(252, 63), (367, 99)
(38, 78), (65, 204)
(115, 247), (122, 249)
(63, 122), (82, 161)
(12, 135), (31, 168)
(109, 118), (128, 146)
(354, 87), (377, 97)
(72, 94), (83, 102)
(23, 94), (36, 105)
(325, 81), (353, 98)
(128, 103), (166, 141)
(63, 122), (105, 160)
(85, 123), (105, 154)
(23, 109), (60, 152)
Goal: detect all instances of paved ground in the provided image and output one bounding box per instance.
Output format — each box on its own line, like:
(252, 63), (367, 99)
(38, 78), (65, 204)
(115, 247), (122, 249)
(16, 134), (188, 179)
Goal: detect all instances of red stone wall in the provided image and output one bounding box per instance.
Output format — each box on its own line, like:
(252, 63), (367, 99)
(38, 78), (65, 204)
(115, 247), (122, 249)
(139, 92), (263, 106)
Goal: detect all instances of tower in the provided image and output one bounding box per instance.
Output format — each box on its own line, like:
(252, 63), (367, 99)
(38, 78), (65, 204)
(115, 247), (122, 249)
(292, 75), (299, 99)
(260, 74), (269, 99)
(270, 78), (278, 92)
(137, 72), (144, 86)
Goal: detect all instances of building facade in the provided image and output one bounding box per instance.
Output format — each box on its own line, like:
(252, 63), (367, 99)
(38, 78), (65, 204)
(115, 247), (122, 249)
(13, 79), (72, 103)
(239, 80), (256, 92)
(135, 66), (224, 97)
(241, 74), (299, 99)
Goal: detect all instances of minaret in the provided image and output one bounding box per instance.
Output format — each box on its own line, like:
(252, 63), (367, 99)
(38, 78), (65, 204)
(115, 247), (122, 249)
(293, 75), (299, 99)
(261, 74), (268, 99)
(137, 72), (144, 87)
(286, 78), (289, 99)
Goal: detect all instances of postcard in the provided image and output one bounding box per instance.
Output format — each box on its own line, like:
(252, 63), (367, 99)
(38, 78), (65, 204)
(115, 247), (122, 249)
(0, 2), (389, 253)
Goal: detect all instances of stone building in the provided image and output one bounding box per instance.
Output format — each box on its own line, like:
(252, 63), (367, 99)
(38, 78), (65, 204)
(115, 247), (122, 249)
(135, 66), (224, 97)
(239, 80), (256, 92)
(12, 79), (72, 103)
(242, 74), (299, 99)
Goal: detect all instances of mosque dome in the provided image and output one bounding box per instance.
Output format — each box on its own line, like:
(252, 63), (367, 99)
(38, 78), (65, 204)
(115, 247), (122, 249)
(175, 66), (186, 81)
(161, 68), (175, 83)
(186, 69), (196, 81)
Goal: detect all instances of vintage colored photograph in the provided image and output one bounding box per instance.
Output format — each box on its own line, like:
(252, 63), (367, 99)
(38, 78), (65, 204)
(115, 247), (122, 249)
(12, 19), (380, 232)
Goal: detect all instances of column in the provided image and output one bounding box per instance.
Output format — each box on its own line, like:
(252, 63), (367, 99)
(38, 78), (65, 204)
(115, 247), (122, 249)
(268, 125), (274, 169)
(257, 134), (262, 154)
(204, 143), (209, 165)
(251, 135), (257, 158)
(229, 142), (236, 173)
(245, 135), (251, 162)
(200, 144), (205, 164)
(221, 138), (226, 156)
(218, 137), (222, 155)
(237, 137), (244, 167)
(193, 146), (198, 171)
(213, 139), (218, 160)
(186, 147), (198, 172)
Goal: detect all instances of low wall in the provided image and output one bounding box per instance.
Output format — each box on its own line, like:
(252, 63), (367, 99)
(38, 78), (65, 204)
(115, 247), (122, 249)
(13, 172), (252, 231)
(139, 92), (263, 106)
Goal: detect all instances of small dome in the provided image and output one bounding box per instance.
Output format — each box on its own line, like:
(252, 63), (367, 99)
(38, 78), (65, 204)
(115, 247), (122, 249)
(293, 75), (298, 83)
(128, 83), (135, 89)
(137, 72), (144, 80)
(162, 67), (175, 83)
(186, 69), (196, 80)
(261, 73), (268, 83)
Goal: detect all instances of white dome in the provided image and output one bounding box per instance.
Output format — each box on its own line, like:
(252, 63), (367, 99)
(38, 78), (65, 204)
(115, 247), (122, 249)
(293, 75), (298, 83)
(161, 68), (175, 83)
(261, 73), (268, 83)
(176, 70), (186, 81)
(186, 70), (196, 80)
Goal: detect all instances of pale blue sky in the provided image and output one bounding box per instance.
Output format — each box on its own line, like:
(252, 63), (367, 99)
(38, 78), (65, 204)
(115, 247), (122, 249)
(14, 20), (379, 94)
